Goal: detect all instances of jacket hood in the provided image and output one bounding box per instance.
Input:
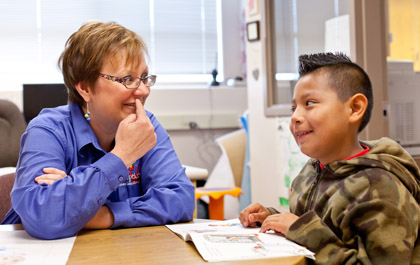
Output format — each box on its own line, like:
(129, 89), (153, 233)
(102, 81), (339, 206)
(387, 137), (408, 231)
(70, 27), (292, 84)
(326, 137), (420, 204)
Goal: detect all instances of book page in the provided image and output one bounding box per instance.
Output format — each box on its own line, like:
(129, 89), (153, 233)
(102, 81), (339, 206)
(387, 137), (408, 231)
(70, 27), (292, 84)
(166, 219), (258, 241)
(166, 219), (315, 262)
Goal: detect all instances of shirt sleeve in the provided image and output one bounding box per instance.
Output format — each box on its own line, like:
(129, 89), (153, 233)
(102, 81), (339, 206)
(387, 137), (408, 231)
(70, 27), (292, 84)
(286, 173), (419, 265)
(11, 125), (128, 239)
(106, 114), (195, 228)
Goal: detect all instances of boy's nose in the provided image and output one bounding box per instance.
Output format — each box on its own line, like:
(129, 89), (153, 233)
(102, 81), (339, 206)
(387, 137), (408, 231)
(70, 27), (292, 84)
(290, 108), (303, 125)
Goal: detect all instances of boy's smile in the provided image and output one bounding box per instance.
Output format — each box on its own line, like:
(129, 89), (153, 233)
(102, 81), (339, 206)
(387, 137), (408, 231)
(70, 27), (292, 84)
(290, 72), (356, 165)
(295, 129), (313, 142)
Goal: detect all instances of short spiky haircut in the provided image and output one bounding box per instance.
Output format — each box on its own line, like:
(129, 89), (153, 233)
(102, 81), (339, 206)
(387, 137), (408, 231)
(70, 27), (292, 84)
(298, 52), (373, 132)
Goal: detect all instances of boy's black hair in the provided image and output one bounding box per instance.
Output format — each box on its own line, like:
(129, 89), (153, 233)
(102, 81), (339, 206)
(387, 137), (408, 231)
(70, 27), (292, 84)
(298, 52), (373, 132)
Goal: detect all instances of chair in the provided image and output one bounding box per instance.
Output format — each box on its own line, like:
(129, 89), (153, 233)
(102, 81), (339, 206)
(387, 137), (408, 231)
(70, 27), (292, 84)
(0, 99), (27, 167)
(196, 129), (246, 220)
(216, 129), (246, 188)
(0, 173), (15, 221)
(195, 187), (243, 220)
(183, 165), (209, 218)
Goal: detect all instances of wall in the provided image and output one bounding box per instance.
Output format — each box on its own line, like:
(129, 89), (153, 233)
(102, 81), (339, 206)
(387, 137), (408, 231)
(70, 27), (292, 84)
(167, 128), (236, 172)
(147, 85), (248, 172)
(388, 0), (420, 71)
(245, 0), (290, 209)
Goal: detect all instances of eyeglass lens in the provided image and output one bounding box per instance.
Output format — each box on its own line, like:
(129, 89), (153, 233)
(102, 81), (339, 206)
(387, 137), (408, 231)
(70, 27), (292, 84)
(124, 76), (156, 89)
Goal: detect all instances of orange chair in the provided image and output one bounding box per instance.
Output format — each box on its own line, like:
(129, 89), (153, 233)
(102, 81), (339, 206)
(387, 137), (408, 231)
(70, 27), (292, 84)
(195, 187), (243, 220)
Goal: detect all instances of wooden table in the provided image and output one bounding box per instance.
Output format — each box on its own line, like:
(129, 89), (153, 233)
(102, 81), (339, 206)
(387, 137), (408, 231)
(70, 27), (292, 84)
(1, 224), (307, 265)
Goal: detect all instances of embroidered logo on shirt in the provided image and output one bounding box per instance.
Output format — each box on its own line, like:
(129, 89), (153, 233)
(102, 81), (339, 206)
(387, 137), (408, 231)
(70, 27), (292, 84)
(121, 161), (140, 186)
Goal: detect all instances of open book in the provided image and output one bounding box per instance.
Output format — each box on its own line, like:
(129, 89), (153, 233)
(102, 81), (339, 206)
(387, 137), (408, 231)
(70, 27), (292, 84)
(166, 219), (315, 262)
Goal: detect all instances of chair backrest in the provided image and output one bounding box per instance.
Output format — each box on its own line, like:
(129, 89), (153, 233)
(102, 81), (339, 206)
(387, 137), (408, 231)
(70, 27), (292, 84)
(0, 99), (27, 167)
(216, 129), (246, 187)
(0, 173), (15, 221)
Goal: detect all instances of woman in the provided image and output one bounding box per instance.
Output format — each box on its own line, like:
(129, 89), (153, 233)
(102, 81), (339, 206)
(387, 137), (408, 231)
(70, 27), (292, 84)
(1, 21), (195, 239)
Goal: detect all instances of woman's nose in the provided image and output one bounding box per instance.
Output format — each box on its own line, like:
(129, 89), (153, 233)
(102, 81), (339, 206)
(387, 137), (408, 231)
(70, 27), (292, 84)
(133, 82), (150, 96)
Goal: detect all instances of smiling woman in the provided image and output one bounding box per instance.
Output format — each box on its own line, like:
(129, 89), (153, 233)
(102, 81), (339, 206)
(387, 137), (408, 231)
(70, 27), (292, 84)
(1, 21), (195, 240)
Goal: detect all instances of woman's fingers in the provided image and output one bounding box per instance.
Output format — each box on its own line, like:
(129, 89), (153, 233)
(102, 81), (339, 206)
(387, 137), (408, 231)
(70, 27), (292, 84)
(35, 168), (67, 184)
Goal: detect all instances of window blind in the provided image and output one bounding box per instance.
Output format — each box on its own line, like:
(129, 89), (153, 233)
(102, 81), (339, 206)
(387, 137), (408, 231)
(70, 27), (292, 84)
(0, 0), (218, 90)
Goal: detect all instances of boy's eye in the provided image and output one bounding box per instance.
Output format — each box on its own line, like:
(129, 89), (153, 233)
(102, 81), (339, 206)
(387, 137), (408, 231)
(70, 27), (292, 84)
(291, 106), (296, 112)
(306, 100), (315, 106)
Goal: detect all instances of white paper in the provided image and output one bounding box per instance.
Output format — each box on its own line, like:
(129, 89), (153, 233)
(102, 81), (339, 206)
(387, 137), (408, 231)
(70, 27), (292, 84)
(167, 219), (256, 242)
(166, 219), (315, 262)
(0, 230), (76, 265)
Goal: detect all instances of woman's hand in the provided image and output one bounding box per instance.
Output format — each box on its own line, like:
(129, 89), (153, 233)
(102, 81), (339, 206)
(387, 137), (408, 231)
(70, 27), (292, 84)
(84, 206), (114, 229)
(34, 167), (66, 185)
(111, 99), (157, 167)
(35, 168), (114, 229)
(239, 202), (271, 227)
(259, 212), (299, 235)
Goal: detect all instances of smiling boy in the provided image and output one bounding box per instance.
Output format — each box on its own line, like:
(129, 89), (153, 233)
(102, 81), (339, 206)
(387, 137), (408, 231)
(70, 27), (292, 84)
(240, 53), (420, 264)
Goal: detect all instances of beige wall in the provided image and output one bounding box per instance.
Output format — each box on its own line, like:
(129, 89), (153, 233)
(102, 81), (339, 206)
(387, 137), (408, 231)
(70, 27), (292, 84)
(245, 0), (289, 209)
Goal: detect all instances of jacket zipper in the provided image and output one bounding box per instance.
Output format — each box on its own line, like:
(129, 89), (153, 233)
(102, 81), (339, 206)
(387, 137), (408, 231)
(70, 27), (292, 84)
(304, 161), (322, 212)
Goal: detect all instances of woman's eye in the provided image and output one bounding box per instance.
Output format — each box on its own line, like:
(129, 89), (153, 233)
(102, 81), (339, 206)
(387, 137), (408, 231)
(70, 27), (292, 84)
(291, 106), (296, 112)
(123, 76), (134, 83)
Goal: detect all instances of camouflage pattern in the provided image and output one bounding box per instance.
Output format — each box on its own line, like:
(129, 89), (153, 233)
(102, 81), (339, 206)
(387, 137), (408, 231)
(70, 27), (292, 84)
(284, 137), (420, 264)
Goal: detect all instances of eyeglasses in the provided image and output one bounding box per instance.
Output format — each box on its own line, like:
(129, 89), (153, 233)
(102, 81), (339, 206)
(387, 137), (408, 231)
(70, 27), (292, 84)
(99, 73), (157, 89)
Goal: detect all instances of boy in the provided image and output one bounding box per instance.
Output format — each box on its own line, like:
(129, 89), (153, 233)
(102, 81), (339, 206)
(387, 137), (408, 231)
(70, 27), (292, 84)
(239, 53), (420, 264)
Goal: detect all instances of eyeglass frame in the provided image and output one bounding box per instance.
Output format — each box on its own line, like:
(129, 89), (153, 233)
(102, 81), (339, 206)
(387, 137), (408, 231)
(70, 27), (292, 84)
(99, 73), (157, 89)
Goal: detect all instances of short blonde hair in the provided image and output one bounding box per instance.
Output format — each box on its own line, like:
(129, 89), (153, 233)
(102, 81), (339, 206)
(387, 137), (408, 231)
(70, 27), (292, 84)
(58, 21), (148, 107)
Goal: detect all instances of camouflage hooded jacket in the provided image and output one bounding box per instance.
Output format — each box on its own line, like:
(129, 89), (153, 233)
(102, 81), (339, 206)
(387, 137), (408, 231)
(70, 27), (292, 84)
(284, 137), (420, 264)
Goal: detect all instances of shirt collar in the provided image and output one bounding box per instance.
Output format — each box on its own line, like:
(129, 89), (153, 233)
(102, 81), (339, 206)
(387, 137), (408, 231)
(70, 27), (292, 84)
(319, 144), (371, 170)
(69, 103), (104, 153)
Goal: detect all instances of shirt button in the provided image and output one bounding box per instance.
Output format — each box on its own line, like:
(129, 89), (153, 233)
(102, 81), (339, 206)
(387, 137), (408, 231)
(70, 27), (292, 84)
(118, 176), (125, 182)
(97, 199), (103, 205)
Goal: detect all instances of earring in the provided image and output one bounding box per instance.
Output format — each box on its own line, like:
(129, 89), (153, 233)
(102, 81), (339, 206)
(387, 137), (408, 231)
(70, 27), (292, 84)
(84, 103), (91, 122)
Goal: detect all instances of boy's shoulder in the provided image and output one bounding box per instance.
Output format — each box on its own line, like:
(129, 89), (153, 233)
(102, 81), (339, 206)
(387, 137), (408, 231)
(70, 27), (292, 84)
(361, 137), (404, 154)
(333, 137), (420, 203)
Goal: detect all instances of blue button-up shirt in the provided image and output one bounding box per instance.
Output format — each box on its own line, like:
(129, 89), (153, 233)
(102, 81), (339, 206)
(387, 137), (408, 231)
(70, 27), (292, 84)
(2, 104), (195, 239)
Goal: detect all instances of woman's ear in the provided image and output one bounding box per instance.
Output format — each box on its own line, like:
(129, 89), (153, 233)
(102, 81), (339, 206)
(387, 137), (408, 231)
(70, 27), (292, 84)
(74, 82), (92, 103)
(348, 93), (368, 125)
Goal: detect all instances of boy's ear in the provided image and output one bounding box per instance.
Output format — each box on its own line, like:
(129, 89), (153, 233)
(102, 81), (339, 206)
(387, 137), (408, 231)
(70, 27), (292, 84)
(74, 82), (92, 102)
(348, 93), (368, 125)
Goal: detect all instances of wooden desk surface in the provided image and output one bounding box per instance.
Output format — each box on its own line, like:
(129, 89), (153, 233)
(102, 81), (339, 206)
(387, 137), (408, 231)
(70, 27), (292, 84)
(1, 224), (306, 265)
(68, 225), (306, 265)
